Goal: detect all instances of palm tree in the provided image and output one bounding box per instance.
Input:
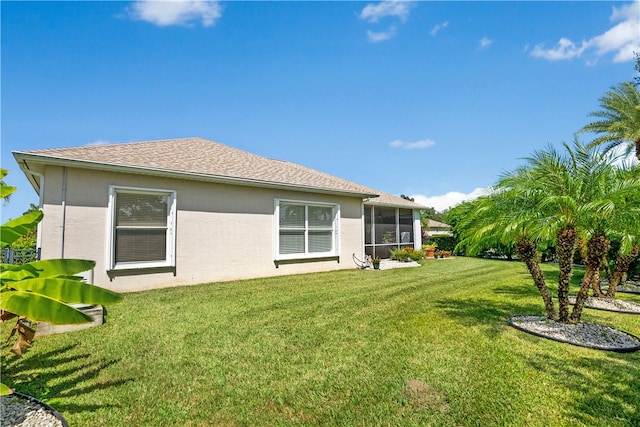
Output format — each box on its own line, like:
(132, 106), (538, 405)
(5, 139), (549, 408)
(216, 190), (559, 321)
(498, 140), (640, 322)
(606, 243), (639, 298)
(570, 230), (610, 322)
(452, 140), (640, 323)
(579, 82), (640, 161)
(603, 169), (640, 298)
(453, 190), (557, 320)
(505, 143), (582, 322)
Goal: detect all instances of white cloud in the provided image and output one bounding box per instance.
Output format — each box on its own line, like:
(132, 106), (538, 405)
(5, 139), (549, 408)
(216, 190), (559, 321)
(429, 20), (449, 36)
(128, 0), (222, 27)
(479, 36), (493, 49)
(367, 28), (396, 43)
(360, 0), (413, 23)
(591, 17), (640, 62)
(412, 188), (491, 212)
(531, 37), (586, 61)
(360, 0), (414, 42)
(610, 0), (640, 21)
(531, 0), (639, 63)
(610, 144), (640, 168)
(389, 139), (436, 149)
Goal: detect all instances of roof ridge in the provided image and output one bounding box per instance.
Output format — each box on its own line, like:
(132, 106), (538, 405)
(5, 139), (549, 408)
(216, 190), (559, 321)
(14, 137), (426, 208)
(18, 136), (208, 153)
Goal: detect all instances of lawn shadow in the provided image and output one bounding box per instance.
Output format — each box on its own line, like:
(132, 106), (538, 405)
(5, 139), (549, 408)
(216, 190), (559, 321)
(2, 344), (79, 372)
(434, 296), (545, 337)
(2, 342), (134, 414)
(523, 349), (640, 426)
(492, 283), (542, 298)
(493, 265), (586, 300)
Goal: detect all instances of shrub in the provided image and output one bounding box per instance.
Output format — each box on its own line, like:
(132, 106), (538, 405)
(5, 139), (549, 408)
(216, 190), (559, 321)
(390, 247), (424, 261)
(409, 250), (425, 261)
(429, 235), (457, 252)
(390, 247), (406, 261)
(390, 247), (410, 261)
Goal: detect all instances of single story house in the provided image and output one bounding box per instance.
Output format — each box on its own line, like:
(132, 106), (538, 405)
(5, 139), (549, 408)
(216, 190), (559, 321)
(425, 219), (452, 236)
(13, 137), (425, 292)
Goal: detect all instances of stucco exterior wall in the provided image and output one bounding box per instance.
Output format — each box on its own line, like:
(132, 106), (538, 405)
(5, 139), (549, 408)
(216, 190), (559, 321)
(38, 166), (365, 292)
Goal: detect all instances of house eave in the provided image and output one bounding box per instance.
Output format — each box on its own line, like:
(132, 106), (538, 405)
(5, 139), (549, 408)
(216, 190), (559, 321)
(13, 152), (380, 200)
(364, 199), (427, 210)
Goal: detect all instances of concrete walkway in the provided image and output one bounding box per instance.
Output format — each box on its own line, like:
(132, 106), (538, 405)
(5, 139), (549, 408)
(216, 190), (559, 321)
(375, 259), (421, 270)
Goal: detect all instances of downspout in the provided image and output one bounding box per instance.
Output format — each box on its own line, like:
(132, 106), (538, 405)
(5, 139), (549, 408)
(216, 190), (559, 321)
(18, 169), (45, 251)
(61, 167), (67, 258)
(361, 202), (366, 261)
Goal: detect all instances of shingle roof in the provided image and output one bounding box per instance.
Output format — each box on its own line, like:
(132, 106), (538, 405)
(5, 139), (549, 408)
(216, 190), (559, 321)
(428, 219), (450, 228)
(14, 137), (425, 209)
(364, 193), (425, 208)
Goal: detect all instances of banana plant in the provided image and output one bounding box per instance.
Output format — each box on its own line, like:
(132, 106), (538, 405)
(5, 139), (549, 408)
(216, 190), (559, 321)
(1, 169), (122, 395)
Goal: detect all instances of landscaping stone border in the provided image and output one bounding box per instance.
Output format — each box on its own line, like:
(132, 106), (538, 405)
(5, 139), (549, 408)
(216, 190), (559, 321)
(567, 296), (640, 314)
(509, 315), (640, 353)
(1, 392), (68, 427)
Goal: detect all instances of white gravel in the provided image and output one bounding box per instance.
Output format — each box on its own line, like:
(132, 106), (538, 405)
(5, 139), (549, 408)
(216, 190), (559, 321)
(510, 315), (640, 352)
(601, 281), (640, 295)
(568, 295), (640, 314)
(1, 394), (64, 427)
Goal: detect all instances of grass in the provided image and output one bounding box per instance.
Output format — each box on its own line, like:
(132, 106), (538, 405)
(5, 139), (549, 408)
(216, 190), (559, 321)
(2, 257), (640, 426)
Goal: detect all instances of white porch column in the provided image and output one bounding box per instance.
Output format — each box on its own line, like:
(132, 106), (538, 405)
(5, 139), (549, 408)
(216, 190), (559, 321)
(413, 209), (422, 251)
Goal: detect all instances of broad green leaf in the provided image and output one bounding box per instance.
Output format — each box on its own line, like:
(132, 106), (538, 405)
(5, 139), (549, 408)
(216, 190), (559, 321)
(9, 278), (122, 305)
(0, 264), (41, 282)
(0, 383), (12, 396)
(2, 259), (96, 280)
(1, 185), (16, 200)
(1, 211), (43, 246)
(0, 291), (91, 324)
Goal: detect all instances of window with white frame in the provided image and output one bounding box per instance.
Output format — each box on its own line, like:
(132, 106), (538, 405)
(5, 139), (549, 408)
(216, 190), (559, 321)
(107, 186), (176, 270)
(276, 200), (339, 259)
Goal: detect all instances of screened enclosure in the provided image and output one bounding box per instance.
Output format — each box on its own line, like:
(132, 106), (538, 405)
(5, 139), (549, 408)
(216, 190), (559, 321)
(364, 206), (415, 259)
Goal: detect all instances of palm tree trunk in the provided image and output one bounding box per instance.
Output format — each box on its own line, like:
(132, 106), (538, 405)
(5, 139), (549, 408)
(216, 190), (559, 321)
(557, 227), (577, 323)
(607, 243), (639, 298)
(590, 254), (609, 297)
(516, 238), (557, 320)
(571, 234), (610, 322)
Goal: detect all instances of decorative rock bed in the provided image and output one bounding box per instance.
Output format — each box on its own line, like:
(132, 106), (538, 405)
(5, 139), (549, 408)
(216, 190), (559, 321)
(509, 315), (640, 352)
(511, 290), (640, 351)
(567, 295), (640, 314)
(600, 281), (640, 295)
(1, 392), (67, 427)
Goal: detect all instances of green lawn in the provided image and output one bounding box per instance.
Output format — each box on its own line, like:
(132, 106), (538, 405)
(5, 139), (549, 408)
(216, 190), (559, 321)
(2, 257), (640, 426)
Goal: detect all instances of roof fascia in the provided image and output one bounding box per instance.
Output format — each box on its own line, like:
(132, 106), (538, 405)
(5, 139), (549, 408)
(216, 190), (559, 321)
(13, 155), (42, 196)
(365, 203), (427, 209)
(13, 152), (380, 200)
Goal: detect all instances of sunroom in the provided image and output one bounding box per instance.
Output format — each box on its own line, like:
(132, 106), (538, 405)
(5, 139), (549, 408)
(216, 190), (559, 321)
(364, 205), (421, 259)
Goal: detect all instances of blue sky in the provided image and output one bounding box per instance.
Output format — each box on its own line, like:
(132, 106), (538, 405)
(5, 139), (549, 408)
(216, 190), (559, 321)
(2, 0), (639, 222)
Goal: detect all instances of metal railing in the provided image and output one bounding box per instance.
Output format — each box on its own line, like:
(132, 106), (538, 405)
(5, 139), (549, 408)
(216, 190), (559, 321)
(2, 247), (41, 265)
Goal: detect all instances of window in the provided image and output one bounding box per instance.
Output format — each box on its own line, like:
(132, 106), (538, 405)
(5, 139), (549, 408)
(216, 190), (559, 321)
(107, 186), (176, 270)
(276, 200), (339, 259)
